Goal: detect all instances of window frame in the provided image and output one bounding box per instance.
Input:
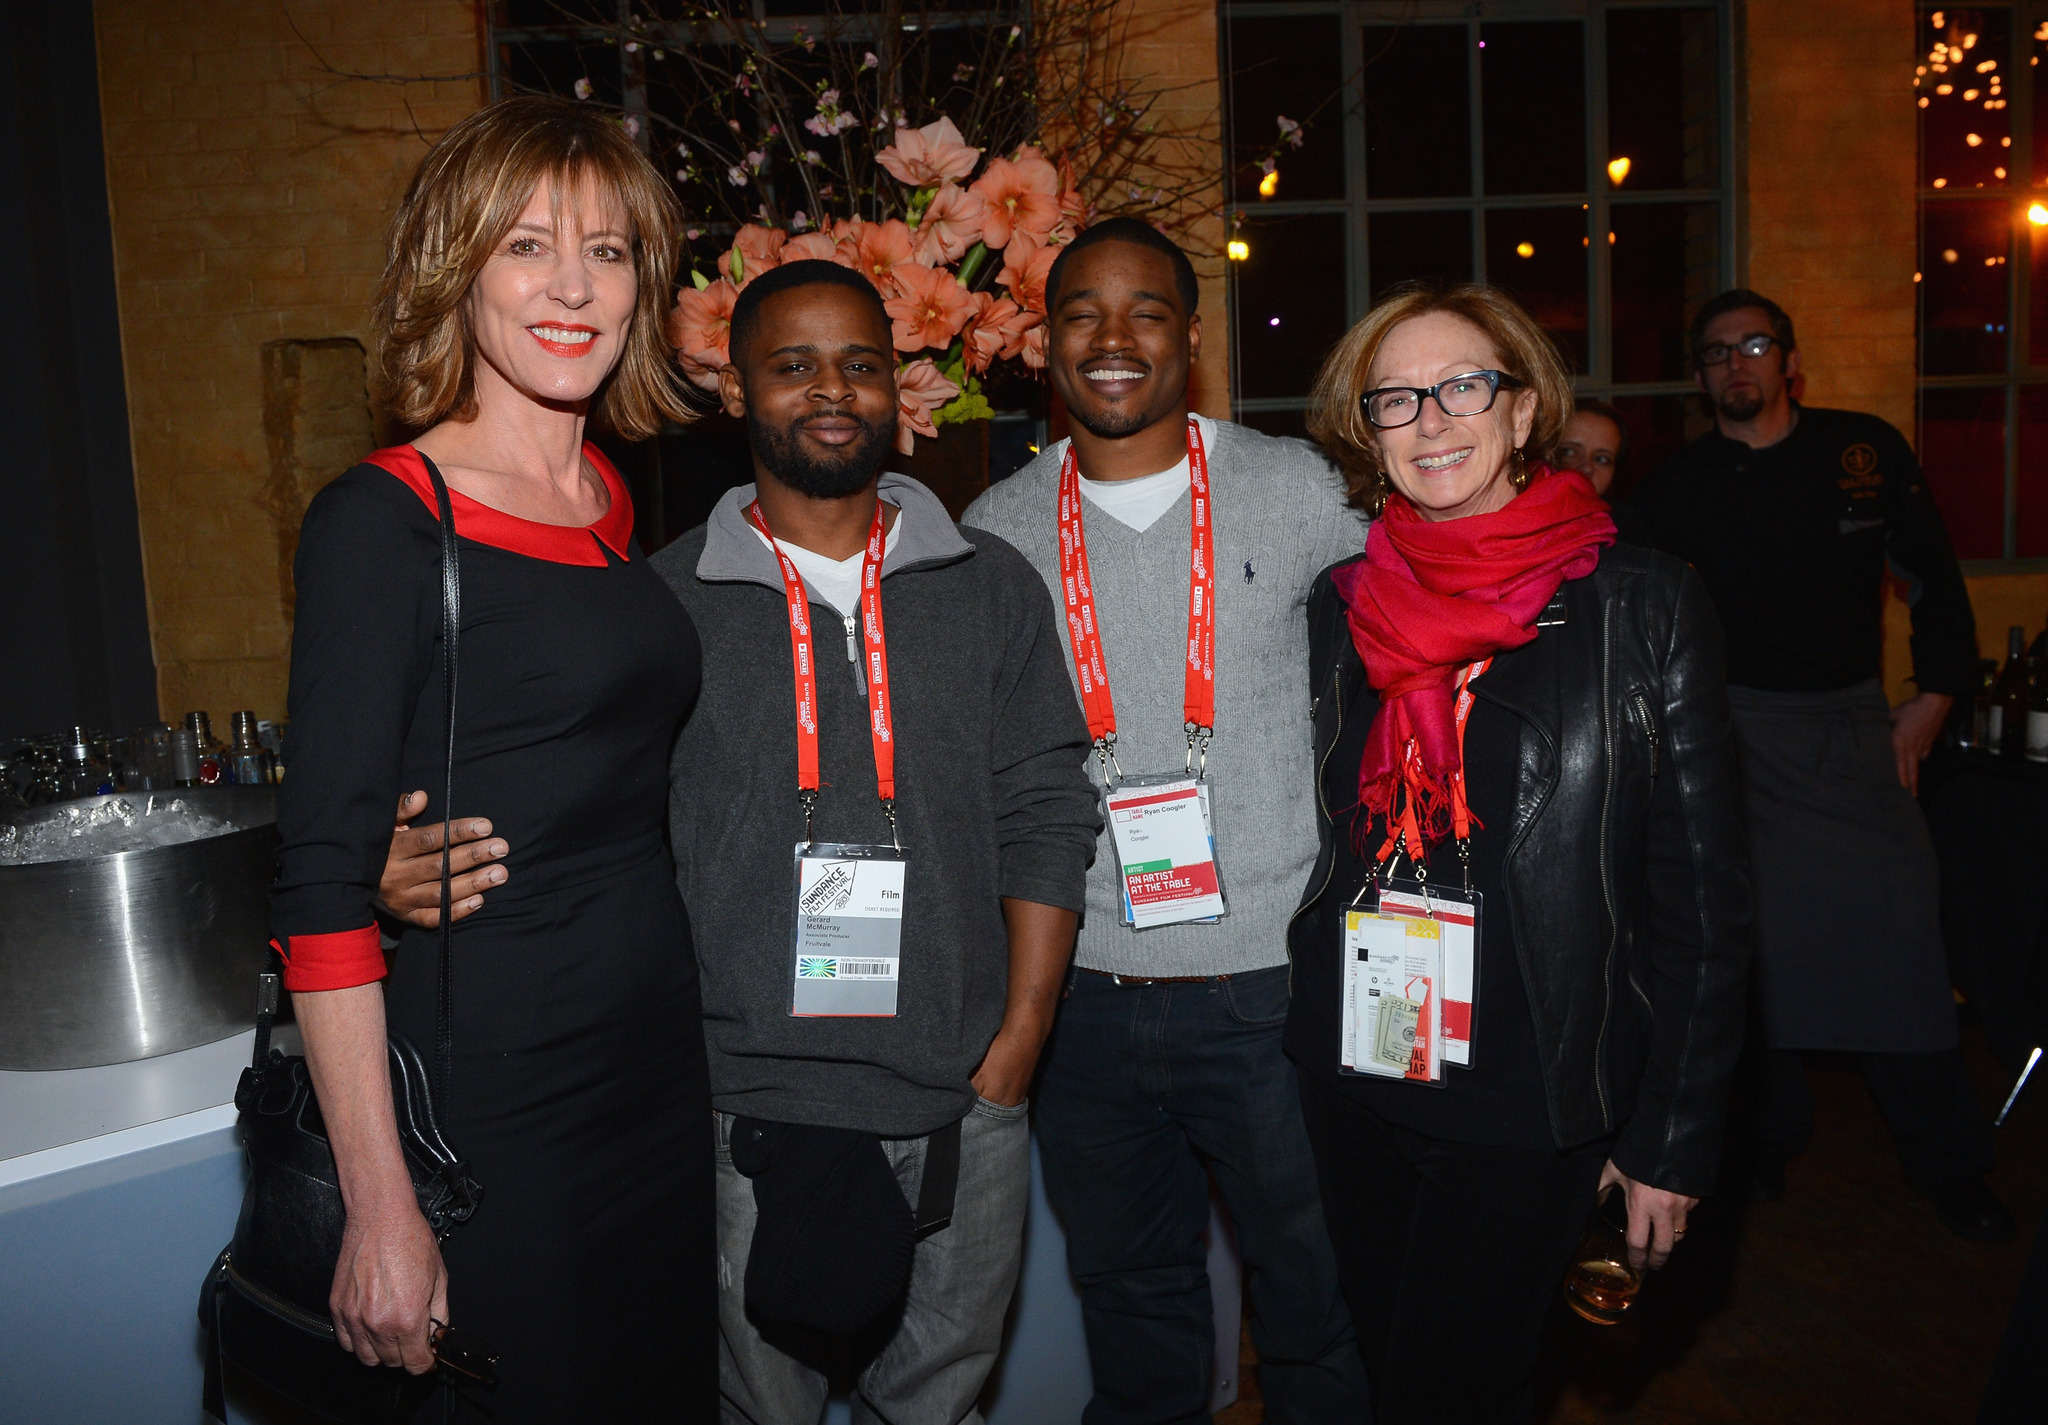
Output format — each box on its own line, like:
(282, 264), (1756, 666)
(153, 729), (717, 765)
(1219, 0), (1739, 430)
(1915, 1), (2048, 571)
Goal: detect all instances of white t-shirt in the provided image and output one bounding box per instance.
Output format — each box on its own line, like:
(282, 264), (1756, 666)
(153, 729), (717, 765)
(752, 505), (904, 617)
(1072, 414), (1218, 533)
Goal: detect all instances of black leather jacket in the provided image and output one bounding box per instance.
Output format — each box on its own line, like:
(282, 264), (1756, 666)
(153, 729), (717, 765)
(1285, 543), (1753, 1195)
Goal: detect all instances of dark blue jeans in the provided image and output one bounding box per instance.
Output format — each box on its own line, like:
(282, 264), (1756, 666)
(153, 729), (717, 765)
(1035, 964), (1368, 1425)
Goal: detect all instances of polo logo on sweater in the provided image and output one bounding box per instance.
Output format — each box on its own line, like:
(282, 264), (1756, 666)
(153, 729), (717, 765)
(1244, 560), (1255, 584)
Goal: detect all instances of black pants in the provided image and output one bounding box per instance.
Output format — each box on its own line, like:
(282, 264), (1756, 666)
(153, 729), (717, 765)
(1753, 1047), (1993, 1191)
(1297, 1072), (1608, 1425)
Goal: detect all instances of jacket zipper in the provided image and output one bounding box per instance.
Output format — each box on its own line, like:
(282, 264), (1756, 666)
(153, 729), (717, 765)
(1631, 690), (1660, 779)
(1285, 661), (1346, 994)
(843, 613), (866, 696)
(1593, 600), (1618, 1127)
(223, 1253), (337, 1339)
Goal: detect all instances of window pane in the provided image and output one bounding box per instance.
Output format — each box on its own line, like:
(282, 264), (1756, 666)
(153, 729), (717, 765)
(1229, 17), (1346, 203)
(2016, 386), (2048, 556)
(1233, 213), (1350, 400)
(1362, 24), (1471, 200)
(1919, 386), (2007, 559)
(1919, 7), (2012, 190)
(1485, 207), (1588, 373)
(1611, 203), (1720, 384)
(1605, 394), (1713, 505)
(1481, 22), (1585, 196)
(1606, 8), (1720, 191)
(1368, 210), (1473, 301)
(2032, 20), (2048, 186)
(1920, 199), (2011, 375)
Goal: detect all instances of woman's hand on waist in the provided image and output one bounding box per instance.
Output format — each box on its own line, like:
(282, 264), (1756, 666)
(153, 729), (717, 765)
(377, 790), (510, 928)
(331, 1192), (448, 1373)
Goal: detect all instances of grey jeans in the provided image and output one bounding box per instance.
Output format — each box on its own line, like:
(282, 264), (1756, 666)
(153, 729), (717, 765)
(714, 1097), (1031, 1425)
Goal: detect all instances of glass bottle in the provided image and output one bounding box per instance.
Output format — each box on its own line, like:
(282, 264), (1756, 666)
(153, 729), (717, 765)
(229, 711), (275, 786)
(183, 711), (232, 785)
(1992, 628), (2030, 757)
(53, 727), (114, 801)
(169, 727), (202, 788)
(2028, 653), (2048, 763)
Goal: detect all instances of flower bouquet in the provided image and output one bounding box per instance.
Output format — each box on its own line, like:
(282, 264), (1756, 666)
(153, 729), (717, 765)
(666, 117), (1089, 454)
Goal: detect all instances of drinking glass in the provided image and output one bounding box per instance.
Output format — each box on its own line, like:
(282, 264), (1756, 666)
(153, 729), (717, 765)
(1563, 1183), (1642, 1325)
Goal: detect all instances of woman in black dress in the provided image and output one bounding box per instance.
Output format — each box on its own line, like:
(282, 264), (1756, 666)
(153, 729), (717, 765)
(269, 96), (712, 1419)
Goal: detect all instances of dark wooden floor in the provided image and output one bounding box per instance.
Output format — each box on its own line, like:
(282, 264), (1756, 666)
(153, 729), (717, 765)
(1218, 1024), (2044, 1425)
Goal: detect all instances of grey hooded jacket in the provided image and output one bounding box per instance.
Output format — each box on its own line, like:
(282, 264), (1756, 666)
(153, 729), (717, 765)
(651, 472), (1100, 1136)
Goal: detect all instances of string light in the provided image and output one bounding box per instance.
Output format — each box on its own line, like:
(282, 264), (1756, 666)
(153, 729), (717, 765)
(2028, 203), (2048, 225)
(1515, 241), (1535, 258)
(1227, 239), (1249, 261)
(1606, 156), (1631, 185)
(1258, 170), (1279, 198)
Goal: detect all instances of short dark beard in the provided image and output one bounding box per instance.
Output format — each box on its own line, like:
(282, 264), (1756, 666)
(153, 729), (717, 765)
(1715, 387), (1765, 424)
(749, 409), (896, 498)
(1067, 399), (1166, 441)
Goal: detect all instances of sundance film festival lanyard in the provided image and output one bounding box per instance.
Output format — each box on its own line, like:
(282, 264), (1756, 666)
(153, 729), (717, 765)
(748, 499), (900, 845)
(1377, 657), (1492, 894)
(1057, 417), (1216, 777)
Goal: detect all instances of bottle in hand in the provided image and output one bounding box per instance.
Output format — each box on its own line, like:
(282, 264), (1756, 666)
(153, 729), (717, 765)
(1992, 628), (2030, 757)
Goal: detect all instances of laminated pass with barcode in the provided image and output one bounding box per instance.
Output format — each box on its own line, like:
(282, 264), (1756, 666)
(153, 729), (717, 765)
(790, 843), (906, 1017)
(1339, 909), (1444, 1082)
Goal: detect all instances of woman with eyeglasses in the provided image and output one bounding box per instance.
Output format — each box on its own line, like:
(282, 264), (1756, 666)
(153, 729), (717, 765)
(1284, 283), (1752, 1423)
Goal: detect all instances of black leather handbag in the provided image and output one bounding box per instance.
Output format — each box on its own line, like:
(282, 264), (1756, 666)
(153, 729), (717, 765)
(200, 461), (489, 1423)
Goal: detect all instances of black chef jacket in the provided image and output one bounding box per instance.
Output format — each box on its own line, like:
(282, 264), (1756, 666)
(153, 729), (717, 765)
(1620, 405), (1978, 698)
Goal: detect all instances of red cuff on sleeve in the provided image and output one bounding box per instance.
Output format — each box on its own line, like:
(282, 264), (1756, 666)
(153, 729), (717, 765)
(275, 926), (388, 992)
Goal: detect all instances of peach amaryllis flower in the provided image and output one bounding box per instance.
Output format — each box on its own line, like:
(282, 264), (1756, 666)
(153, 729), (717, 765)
(912, 181), (988, 265)
(970, 150), (1062, 250)
(894, 358), (961, 454)
(876, 116), (981, 188)
(997, 234), (1060, 315)
(667, 277), (740, 391)
(720, 224), (787, 284)
(854, 219), (919, 296)
(779, 231), (842, 263)
(884, 262), (976, 352)
(1020, 323), (1048, 370)
(962, 294), (1042, 374)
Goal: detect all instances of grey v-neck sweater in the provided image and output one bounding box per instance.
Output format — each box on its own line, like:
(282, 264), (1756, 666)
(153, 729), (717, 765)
(966, 420), (1369, 978)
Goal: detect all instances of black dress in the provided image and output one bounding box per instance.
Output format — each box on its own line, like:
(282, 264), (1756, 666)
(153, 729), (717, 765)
(270, 444), (714, 1421)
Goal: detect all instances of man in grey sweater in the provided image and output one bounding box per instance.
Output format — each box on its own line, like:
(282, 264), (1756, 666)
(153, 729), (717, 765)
(656, 260), (1100, 1423)
(964, 221), (1369, 1422)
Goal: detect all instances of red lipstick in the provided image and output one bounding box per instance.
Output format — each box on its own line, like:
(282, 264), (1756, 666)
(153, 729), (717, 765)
(527, 323), (600, 358)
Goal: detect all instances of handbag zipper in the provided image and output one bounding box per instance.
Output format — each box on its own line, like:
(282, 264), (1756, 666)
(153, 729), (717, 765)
(223, 1252), (338, 1339)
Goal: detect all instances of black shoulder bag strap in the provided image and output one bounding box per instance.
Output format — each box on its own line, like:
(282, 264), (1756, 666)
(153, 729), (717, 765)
(424, 455), (461, 1125)
(248, 460), (462, 1087)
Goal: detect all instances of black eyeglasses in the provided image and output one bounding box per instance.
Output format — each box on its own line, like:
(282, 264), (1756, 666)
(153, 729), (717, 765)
(1694, 334), (1778, 367)
(1362, 370), (1524, 429)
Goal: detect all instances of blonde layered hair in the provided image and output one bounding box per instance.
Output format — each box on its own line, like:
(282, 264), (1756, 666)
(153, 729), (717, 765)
(1306, 283), (1574, 516)
(371, 96), (694, 439)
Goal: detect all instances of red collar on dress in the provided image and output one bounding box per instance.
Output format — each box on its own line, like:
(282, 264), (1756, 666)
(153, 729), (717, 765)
(362, 443), (635, 567)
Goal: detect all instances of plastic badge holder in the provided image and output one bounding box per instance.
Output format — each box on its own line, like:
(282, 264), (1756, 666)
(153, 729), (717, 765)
(1337, 878), (1482, 1084)
(1105, 771), (1228, 930)
(790, 841), (907, 1017)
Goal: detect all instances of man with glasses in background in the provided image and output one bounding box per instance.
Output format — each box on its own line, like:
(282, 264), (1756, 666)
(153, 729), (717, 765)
(1624, 289), (2011, 1242)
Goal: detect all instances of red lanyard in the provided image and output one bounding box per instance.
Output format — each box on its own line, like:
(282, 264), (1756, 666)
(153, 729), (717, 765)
(1056, 418), (1216, 764)
(748, 499), (898, 836)
(1378, 657), (1491, 876)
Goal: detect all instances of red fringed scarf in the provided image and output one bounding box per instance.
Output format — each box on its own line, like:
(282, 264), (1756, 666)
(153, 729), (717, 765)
(1331, 466), (1615, 858)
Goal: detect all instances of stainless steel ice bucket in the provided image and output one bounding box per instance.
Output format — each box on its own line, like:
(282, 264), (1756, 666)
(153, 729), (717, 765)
(0, 786), (277, 1070)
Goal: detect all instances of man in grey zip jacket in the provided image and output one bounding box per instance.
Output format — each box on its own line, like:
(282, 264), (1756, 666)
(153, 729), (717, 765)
(965, 222), (1368, 1422)
(652, 261), (1100, 1422)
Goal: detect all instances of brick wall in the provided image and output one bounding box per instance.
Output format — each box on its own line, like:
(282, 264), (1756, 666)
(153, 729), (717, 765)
(94, 0), (483, 724)
(1745, 0), (1920, 435)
